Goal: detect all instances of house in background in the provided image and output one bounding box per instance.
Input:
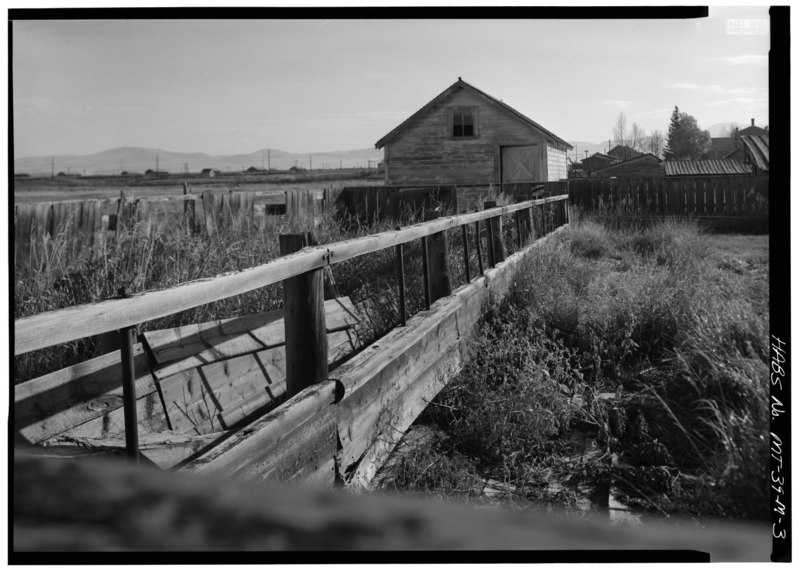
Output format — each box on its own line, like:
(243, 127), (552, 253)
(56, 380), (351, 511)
(701, 137), (738, 160)
(590, 153), (661, 178)
(375, 78), (572, 186)
(201, 168), (216, 178)
(576, 152), (619, 176)
(736, 118), (768, 137)
(607, 145), (643, 161)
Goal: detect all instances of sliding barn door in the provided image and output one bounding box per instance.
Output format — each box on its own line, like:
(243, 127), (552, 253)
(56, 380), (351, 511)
(501, 145), (540, 182)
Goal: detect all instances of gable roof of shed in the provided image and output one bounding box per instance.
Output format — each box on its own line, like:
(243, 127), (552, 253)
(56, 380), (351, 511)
(375, 78), (573, 150)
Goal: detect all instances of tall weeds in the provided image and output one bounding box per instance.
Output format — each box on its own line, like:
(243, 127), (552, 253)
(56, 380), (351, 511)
(390, 215), (769, 521)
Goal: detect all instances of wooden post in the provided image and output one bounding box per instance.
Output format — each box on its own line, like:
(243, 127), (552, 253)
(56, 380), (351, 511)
(396, 242), (406, 325)
(540, 203), (547, 235)
(515, 196), (532, 245)
(474, 219), (484, 275)
(425, 211), (452, 303)
(183, 182), (195, 233)
(421, 235), (431, 310)
(461, 224), (470, 282)
(117, 289), (139, 464)
(280, 233), (328, 396)
(484, 201), (505, 266)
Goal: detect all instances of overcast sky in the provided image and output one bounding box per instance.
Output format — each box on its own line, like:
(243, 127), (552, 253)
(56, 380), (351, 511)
(12, 7), (770, 157)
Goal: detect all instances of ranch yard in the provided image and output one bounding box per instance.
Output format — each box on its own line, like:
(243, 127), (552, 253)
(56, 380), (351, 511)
(13, 177), (770, 530)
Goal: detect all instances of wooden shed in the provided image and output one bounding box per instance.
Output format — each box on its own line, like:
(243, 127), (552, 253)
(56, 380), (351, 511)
(375, 78), (572, 186)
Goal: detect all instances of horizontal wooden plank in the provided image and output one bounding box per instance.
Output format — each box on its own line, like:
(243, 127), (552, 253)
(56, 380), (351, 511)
(14, 344), (155, 445)
(15, 196), (566, 355)
(183, 380), (339, 481)
(159, 328), (358, 436)
(146, 297), (360, 378)
(39, 432), (224, 469)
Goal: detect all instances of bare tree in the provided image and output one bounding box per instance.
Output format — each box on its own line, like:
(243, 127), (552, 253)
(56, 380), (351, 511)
(723, 122), (739, 138)
(630, 122), (646, 152)
(646, 130), (665, 157)
(612, 112), (629, 148)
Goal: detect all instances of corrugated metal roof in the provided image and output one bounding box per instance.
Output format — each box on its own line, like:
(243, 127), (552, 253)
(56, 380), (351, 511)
(663, 159), (751, 176)
(740, 134), (769, 171)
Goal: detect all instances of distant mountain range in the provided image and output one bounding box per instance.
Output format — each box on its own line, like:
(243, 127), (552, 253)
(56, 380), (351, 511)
(14, 146), (385, 177)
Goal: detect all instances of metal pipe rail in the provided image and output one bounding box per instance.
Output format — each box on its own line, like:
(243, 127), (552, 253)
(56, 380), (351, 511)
(15, 194), (567, 356)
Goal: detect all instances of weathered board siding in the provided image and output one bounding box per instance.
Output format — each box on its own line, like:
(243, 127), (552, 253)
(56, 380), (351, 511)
(385, 88), (563, 185)
(546, 144), (568, 181)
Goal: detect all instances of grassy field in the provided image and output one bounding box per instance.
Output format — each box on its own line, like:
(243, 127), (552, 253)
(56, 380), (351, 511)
(379, 215), (769, 523)
(13, 170), (383, 203)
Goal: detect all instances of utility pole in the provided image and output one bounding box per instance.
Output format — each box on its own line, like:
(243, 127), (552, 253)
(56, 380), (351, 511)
(156, 151), (159, 173)
(340, 159), (342, 170)
(309, 155), (312, 171)
(51, 156), (54, 179)
(268, 149), (271, 173)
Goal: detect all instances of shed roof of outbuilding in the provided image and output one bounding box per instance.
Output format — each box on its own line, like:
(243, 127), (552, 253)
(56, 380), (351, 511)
(375, 78), (572, 150)
(663, 159), (751, 176)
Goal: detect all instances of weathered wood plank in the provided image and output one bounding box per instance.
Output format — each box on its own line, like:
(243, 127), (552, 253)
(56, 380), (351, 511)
(39, 432), (223, 469)
(14, 344), (155, 445)
(183, 380), (339, 482)
(162, 328), (357, 433)
(145, 297), (360, 379)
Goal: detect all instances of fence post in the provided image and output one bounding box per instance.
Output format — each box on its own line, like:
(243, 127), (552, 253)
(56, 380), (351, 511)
(515, 196), (533, 246)
(280, 233), (328, 396)
(484, 201), (505, 266)
(461, 224), (471, 282)
(421, 234), (431, 310)
(183, 182), (196, 233)
(474, 219), (484, 275)
(425, 211), (452, 303)
(396, 241), (406, 325)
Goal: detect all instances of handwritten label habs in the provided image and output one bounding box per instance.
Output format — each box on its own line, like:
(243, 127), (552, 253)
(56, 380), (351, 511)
(769, 335), (788, 547)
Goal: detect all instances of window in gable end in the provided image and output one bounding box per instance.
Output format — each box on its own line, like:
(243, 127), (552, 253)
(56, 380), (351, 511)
(452, 109), (476, 138)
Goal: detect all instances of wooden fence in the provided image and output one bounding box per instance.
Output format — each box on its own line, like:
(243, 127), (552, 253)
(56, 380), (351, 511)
(13, 187), (326, 269)
(337, 181), (569, 221)
(15, 195), (569, 487)
(567, 175), (769, 228)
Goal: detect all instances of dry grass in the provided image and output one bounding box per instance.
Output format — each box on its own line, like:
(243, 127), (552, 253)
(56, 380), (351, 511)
(388, 215), (769, 522)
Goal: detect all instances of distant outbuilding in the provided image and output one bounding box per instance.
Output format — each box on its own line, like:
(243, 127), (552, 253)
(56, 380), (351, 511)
(375, 78), (573, 185)
(201, 168), (216, 178)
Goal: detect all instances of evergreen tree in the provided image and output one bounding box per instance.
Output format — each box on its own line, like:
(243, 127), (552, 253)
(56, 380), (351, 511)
(663, 106), (681, 160)
(663, 106), (711, 160)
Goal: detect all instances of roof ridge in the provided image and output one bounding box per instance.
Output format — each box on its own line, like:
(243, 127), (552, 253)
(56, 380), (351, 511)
(375, 78), (572, 149)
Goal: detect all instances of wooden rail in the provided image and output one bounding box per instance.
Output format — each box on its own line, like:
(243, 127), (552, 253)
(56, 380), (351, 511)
(15, 193), (568, 463)
(15, 195), (567, 355)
